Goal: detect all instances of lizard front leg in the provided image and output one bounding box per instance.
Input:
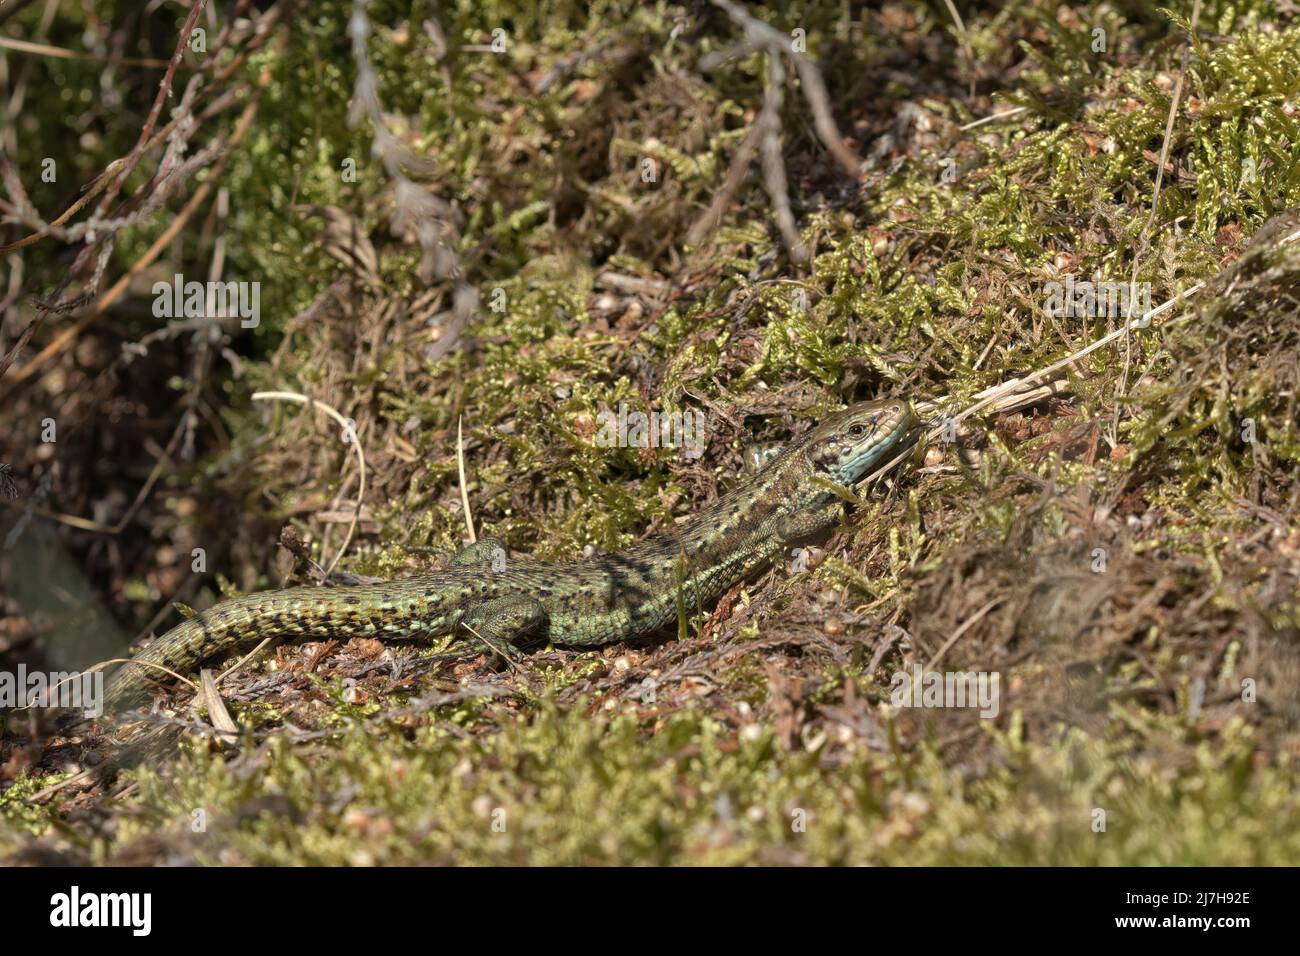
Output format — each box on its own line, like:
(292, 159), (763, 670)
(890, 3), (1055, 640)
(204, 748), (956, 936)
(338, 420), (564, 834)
(460, 594), (547, 667)
(774, 499), (846, 546)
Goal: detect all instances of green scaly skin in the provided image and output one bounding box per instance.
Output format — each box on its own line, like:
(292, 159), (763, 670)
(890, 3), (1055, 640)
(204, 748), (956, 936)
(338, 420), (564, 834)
(104, 400), (914, 711)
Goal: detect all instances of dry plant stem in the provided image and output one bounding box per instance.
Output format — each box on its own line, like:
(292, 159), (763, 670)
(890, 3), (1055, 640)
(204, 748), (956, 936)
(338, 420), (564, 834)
(348, 0), (478, 351)
(855, 223), (1300, 490)
(687, 124), (762, 245)
(940, 0), (975, 90)
(759, 55), (807, 262)
(694, 0), (862, 258)
(1, 0), (273, 396)
(460, 620), (523, 673)
(250, 391), (367, 576)
(457, 415), (476, 544)
(959, 107), (1028, 131)
(0, 159), (127, 254)
(0, 0), (269, 259)
(1, 0), (205, 279)
(196, 670), (239, 739)
(0, 56), (272, 395)
(28, 770), (98, 803)
(708, 0), (860, 175)
(44, 658), (200, 703)
(215, 638), (273, 687)
(94, 0), (211, 218)
(0, 35), (167, 68)
(1116, 0), (1202, 430)
(927, 597), (1002, 669)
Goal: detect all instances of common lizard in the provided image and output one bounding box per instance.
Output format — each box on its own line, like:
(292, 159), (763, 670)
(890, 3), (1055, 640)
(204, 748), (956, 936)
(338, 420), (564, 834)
(104, 399), (915, 711)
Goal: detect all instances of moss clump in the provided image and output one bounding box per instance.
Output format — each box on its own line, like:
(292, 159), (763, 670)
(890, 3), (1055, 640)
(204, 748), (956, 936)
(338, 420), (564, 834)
(5, 1), (1300, 865)
(14, 706), (1266, 865)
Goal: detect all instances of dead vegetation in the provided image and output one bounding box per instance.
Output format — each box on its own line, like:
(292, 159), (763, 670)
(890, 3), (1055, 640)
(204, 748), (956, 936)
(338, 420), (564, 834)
(2, 0), (1300, 864)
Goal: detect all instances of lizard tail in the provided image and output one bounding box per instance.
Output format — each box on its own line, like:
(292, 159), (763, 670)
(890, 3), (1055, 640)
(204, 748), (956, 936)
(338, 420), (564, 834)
(103, 599), (272, 712)
(102, 588), (354, 712)
(102, 581), (460, 712)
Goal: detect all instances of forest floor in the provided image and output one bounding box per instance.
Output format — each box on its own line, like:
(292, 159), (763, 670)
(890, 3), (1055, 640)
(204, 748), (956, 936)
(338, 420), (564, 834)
(2, 0), (1299, 864)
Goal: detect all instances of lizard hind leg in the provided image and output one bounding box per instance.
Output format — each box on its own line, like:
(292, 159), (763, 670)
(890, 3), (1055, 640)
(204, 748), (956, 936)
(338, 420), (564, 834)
(451, 536), (509, 571)
(460, 595), (547, 668)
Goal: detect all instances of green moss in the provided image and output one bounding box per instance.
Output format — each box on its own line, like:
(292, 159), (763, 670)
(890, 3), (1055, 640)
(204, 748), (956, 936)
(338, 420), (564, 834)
(7, 0), (1300, 865)
(69, 706), (1293, 865)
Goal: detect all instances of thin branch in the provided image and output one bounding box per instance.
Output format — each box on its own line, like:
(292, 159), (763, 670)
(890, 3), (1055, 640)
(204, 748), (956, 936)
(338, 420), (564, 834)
(693, 0), (862, 260)
(348, 0), (479, 354)
(250, 390), (368, 576)
(0, 54), (272, 395)
(93, 0), (211, 218)
(708, 0), (860, 175)
(758, 54), (807, 262)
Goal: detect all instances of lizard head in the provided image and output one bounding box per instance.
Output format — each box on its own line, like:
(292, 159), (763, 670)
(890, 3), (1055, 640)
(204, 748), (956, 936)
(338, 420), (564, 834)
(804, 399), (915, 485)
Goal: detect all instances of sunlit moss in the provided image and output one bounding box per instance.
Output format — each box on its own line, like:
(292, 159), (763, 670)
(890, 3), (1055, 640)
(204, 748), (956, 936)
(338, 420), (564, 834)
(6, 0), (1300, 864)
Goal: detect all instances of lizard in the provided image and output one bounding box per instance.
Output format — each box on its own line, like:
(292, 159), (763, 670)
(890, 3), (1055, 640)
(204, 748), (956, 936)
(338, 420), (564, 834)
(103, 398), (916, 712)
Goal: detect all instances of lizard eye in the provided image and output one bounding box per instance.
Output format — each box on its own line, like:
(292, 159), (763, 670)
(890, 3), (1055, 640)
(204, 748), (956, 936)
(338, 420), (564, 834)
(849, 423), (864, 437)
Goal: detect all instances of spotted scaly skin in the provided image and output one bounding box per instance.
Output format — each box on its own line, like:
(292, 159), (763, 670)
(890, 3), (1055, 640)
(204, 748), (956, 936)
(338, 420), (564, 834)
(104, 400), (914, 710)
